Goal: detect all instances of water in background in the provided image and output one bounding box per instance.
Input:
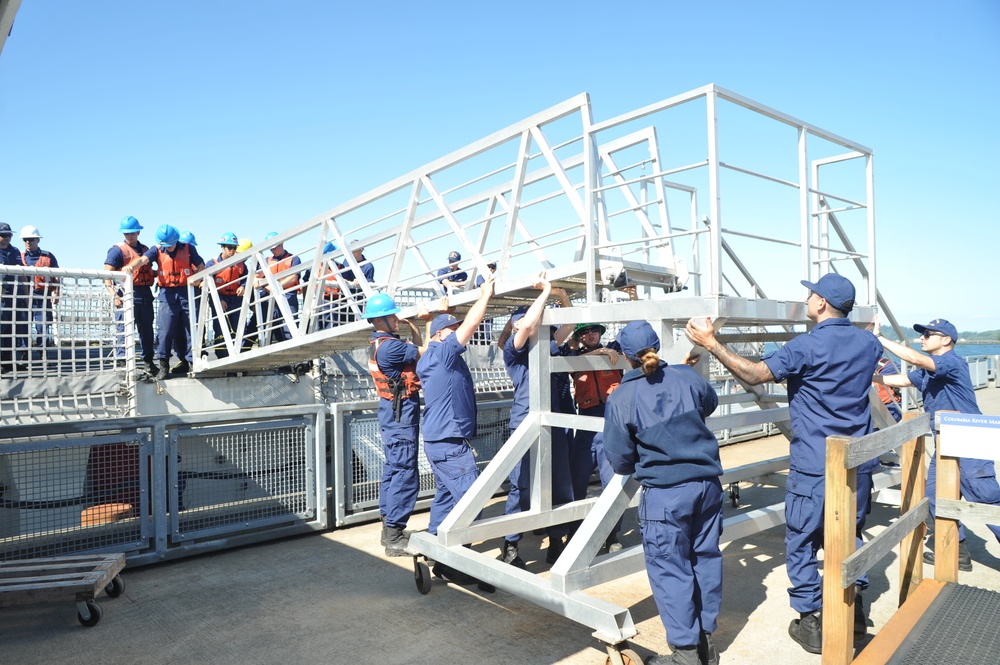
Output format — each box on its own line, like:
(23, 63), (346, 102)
(951, 343), (1000, 359)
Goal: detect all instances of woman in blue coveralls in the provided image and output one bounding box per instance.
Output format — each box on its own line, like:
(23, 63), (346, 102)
(496, 272), (575, 568)
(603, 321), (722, 665)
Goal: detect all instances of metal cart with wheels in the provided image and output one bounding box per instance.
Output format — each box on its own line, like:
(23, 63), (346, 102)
(0, 553), (126, 627)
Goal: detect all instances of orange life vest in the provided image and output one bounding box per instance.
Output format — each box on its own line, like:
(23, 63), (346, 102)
(322, 263), (342, 298)
(368, 336), (421, 402)
(156, 244), (193, 288)
(876, 357), (901, 406)
(118, 241), (155, 287)
(572, 365), (623, 410)
(22, 252), (58, 293)
(213, 258), (248, 296)
(265, 252), (300, 289)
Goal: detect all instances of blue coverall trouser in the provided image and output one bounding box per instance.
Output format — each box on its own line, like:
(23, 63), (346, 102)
(425, 438), (480, 536)
(378, 425), (420, 530)
(785, 469), (873, 614)
(927, 455), (1000, 543)
(156, 287), (191, 363)
(503, 424), (573, 542)
(639, 479), (724, 648)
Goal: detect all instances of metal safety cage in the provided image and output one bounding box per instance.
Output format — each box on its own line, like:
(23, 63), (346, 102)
(1, 405), (327, 567)
(0, 265), (138, 425)
(330, 399), (513, 527)
(168, 415), (321, 543)
(0, 430), (152, 561)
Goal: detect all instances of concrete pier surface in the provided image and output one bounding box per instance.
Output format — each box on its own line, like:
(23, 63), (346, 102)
(3, 387), (999, 665)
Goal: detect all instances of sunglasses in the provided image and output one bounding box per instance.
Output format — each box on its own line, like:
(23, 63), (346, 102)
(221, 245), (237, 250)
(0, 234), (11, 239)
(920, 331), (944, 339)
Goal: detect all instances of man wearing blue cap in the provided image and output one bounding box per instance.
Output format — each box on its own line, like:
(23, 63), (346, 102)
(416, 272), (495, 581)
(436, 250), (468, 295)
(604, 320), (723, 665)
(0, 222), (25, 373)
(686, 273), (882, 654)
(874, 316), (1000, 570)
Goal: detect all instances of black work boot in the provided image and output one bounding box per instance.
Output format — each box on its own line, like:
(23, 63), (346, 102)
(648, 645), (699, 665)
(923, 536), (973, 571)
(381, 525), (409, 557)
(498, 540), (526, 569)
(788, 610), (822, 654)
(170, 359), (190, 376)
(698, 631), (719, 665)
(143, 359), (157, 377)
(855, 591), (868, 641)
(605, 532), (623, 554)
(546, 534), (565, 564)
(158, 359), (170, 380)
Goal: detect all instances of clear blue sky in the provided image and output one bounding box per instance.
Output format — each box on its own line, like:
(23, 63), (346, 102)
(2, 1), (998, 330)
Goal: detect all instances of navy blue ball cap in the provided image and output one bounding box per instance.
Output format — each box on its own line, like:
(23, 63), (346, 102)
(616, 320), (660, 361)
(0, 222), (11, 234)
(430, 313), (461, 337)
(913, 318), (958, 342)
(509, 305), (529, 324)
(448, 250), (461, 262)
(800, 273), (856, 313)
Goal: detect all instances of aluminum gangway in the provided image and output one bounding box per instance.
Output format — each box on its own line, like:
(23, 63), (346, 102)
(179, 84), (897, 661)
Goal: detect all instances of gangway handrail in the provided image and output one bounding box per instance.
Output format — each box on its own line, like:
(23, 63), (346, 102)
(822, 412), (932, 664)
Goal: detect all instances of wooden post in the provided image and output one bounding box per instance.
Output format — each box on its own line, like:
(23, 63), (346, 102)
(933, 428), (960, 584)
(823, 435), (856, 665)
(897, 413), (926, 604)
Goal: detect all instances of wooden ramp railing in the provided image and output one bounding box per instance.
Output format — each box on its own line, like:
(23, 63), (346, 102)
(824, 411), (1000, 665)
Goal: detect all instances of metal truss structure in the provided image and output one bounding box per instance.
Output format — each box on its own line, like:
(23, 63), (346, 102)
(187, 83), (909, 377)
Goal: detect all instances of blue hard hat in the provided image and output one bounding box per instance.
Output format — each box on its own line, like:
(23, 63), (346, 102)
(119, 216), (143, 233)
(264, 231), (279, 242)
(218, 232), (239, 246)
(179, 231), (197, 246)
(323, 241), (338, 254)
(363, 292), (401, 319)
(155, 224), (180, 247)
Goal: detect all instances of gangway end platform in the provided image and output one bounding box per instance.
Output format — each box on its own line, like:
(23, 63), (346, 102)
(855, 580), (1000, 665)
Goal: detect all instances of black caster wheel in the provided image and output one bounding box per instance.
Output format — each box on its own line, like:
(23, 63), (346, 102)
(605, 647), (643, 665)
(414, 560), (432, 595)
(729, 482), (740, 508)
(105, 575), (125, 598)
(77, 599), (103, 627)
(476, 580), (496, 593)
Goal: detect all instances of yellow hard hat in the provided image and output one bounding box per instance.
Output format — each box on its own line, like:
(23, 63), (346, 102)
(236, 237), (253, 253)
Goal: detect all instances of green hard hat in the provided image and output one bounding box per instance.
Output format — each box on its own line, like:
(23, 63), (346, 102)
(573, 323), (606, 339)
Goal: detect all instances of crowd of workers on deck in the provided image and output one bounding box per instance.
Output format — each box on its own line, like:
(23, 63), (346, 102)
(2, 216), (998, 664)
(361, 267), (1000, 665)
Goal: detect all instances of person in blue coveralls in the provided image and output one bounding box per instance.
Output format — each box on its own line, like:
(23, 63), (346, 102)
(417, 273), (494, 584)
(204, 233), (247, 358)
(18, 225), (60, 356)
(436, 250), (468, 295)
(873, 316), (1000, 571)
(495, 273), (575, 568)
(104, 216), (157, 376)
(254, 232), (301, 344)
(562, 322), (625, 552)
(122, 224), (205, 379)
(362, 291), (427, 557)
(340, 240), (375, 324)
(0, 222), (25, 374)
(603, 320), (722, 665)
(686, 273), (882, 654)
